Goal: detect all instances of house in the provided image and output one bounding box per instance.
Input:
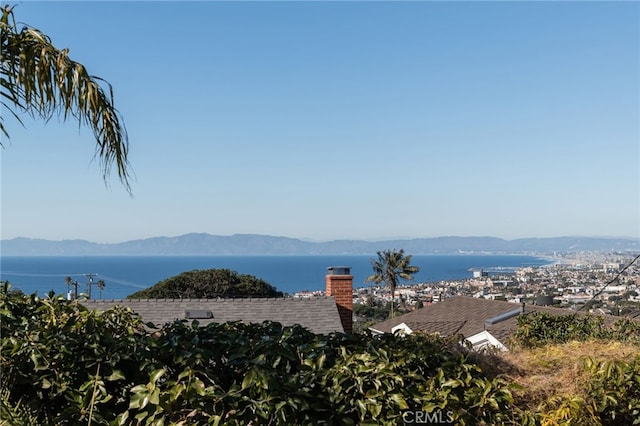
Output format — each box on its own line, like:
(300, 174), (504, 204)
(369, 295), (615, 351)
(82, 266), (354, 335)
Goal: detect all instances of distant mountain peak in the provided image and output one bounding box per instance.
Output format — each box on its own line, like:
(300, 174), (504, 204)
(1, 234), (638, 256)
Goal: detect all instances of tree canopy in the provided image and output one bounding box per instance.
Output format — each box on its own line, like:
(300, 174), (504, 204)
(365, 249), (420, 318)
(127, 269), (284, 299)
(1, 5), (131, 190)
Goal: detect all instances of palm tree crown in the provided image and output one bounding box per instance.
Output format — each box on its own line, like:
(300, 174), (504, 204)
(365, 249), (420, 318)
(96, 279), (105, 299)
(1, 5), (131, 191)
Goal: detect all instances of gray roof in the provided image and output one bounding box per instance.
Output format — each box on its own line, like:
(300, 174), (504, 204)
(626, 310), (640, 320)
(82, 297), (344, 334)
(370, 296), (617, 343)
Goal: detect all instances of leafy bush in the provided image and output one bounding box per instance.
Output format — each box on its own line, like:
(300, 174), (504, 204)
(584, 356), (640, 425)
(0, 285), (150, 424)
(509, 312), (640, 425)
(512, 312), (640, 348)
(5, 284), (640, 425)
(126, 268), (283, 299)
(1, 284), (519, 425)
(520, 356), (640, 426)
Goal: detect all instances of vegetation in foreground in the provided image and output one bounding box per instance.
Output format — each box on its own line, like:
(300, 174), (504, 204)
(0, 284), (515, 425)
(480, 313), (640, 425)
(2, 284), (640, 425)
(491, 340), (640, 425)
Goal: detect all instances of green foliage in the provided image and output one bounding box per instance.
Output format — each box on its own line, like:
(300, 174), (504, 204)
(7, 285), (638, 425)
(353, 301), (391, 322)
(127, 268), (283, 299)
(2, 285), (520, 425)
(0, 389), (41, 426)
(511, 312), (640, 424)
(1, 284), (149, 424)
(512, 312), (640, 348)
(584, 356), (640, 425)
(365, 249), (420, 318)
(1, 5), (130, 190)
(533, 395), (599, 426)
(524, 356), (640, 426)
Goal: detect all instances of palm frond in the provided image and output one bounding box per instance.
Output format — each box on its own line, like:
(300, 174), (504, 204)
(1, 6), (131, 191)
(365, 249), (420, 318)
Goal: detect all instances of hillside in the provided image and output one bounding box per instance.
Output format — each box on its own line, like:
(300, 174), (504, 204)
(2, 233), (638, 256)
(479, 340), (640, 423)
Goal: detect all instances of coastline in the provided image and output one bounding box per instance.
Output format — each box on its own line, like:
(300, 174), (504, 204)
(1, 254), (553, 299)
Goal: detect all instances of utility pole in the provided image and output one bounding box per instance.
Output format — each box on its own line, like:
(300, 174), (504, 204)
(84, 273), (98, 299)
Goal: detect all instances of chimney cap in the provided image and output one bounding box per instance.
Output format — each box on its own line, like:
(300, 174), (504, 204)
(327, 266), (351, 275)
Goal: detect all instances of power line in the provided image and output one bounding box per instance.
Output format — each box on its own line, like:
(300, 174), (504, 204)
(577, 253), (640, 312)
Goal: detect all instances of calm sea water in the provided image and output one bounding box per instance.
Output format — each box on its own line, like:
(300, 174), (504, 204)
(0, 255), (552, 299)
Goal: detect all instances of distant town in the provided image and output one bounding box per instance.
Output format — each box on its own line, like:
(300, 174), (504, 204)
(292, 251), (640, 322)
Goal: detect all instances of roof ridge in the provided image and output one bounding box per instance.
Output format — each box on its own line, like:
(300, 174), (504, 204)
(84, 296), (334, 303)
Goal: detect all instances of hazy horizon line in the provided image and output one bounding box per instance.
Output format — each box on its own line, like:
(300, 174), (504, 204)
(3, 232), (639, 246)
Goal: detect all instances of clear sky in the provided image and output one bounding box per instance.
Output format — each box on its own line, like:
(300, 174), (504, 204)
(1, 1), (639, 243)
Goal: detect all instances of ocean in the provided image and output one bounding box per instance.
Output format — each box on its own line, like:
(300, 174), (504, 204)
(0, 255), (552, 299)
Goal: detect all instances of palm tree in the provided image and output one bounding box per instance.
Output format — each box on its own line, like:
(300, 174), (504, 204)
(365, 249), (420, 319)
(1, 5), (131, 191)
(96, 279), (105, 299)
(64, 275), (78, 300)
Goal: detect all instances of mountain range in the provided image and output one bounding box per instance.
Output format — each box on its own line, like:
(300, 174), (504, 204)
(1, 234), (638, 256)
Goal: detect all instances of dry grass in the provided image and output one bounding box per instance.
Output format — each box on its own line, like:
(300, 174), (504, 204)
(475, 340), (640, 412)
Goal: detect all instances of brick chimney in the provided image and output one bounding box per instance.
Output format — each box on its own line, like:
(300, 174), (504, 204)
(326, 266), (353, 333)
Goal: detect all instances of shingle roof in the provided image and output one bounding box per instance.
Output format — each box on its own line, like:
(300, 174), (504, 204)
(370, 296), (611, 342)
(82, 297), (344, 334)
(625, 310), (640, 320)
(400, 321), (467, 336)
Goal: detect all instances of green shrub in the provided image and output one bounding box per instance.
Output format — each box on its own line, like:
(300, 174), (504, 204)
(584, 356), (640, 425)
(127, 268), (283, 299)
(0, 284), (151, 424)
(2, 284), (520, 425)
(512, 312), (640, 348)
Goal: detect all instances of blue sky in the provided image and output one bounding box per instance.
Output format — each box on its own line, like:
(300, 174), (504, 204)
(1, 1), (638, 243)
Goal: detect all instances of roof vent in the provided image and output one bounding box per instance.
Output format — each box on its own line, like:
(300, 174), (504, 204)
(485, 308), (521, 326)
(185, 309), (213, 319)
